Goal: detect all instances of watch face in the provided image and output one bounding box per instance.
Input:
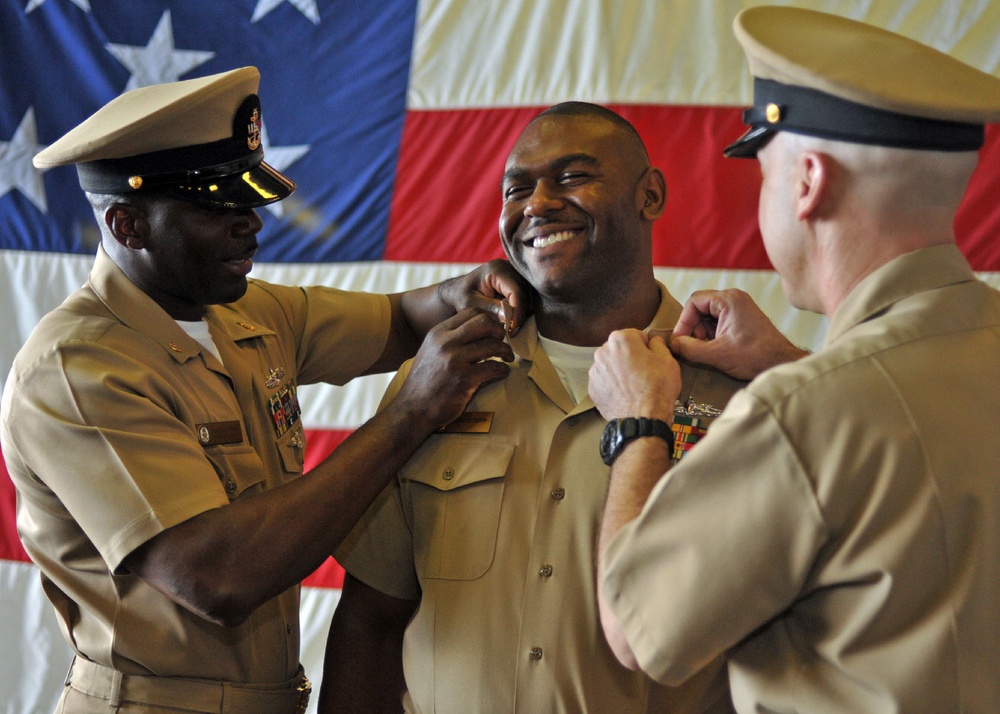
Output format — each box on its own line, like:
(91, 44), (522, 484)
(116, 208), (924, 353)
(600, 420), (621, 465)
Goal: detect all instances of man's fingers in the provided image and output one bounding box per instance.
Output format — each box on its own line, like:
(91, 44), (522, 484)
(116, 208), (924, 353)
(422, 308), (514, 366)
(669, 334), (713, 364)
(674, 298), (717, 339)
(479, 260), (530, 335)
(437, 307), (506, 339)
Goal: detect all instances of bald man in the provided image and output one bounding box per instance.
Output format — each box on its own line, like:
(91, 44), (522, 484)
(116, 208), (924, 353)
(591, 7), (1000, 713)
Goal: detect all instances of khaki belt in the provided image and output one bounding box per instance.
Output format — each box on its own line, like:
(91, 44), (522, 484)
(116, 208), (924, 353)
(66, 657), (311, 714)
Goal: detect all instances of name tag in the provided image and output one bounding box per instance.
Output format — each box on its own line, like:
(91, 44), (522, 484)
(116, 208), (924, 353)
(438, 411), (494, 433)
(196, 420), (243, 446)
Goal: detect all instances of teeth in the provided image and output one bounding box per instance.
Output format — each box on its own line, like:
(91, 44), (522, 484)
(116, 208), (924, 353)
(531, 230), (575, 248)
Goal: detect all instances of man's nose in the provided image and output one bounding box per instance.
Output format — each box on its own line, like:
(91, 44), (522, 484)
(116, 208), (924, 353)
(524, 181), (563, 217)
(233, 208), (264, 234)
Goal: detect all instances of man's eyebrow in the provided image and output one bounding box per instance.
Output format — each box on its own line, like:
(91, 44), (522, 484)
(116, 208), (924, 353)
(501, 153), (600, 188)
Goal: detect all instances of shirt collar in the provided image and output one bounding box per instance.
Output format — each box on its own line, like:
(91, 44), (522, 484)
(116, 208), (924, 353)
(825, 244), (975, 346)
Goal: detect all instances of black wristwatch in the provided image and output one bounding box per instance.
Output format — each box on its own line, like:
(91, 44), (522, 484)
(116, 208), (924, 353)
(600, 417), (674, 466)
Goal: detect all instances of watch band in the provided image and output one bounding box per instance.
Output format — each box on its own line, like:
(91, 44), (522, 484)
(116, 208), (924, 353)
(601, 416), (674, 466)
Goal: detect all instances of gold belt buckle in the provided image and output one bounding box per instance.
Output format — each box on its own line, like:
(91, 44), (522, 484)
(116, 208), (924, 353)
(295, 676), (311, 714)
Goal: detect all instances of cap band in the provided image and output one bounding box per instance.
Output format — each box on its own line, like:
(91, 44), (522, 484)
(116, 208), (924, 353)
(76, 139), (264, 193)
(736, 78), (984, 154)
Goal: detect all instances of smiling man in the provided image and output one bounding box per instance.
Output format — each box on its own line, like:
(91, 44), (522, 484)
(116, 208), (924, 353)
(0, 66), (528, 714)
(320, 102), (745, 714)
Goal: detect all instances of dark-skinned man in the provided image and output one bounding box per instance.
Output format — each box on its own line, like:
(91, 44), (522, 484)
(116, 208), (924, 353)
(0, 66), (529, 714)
(320, 102), (744, 714)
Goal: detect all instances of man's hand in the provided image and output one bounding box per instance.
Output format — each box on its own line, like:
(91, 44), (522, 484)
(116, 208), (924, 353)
(439, 259), (530, 336)
(391, 308), (514, 431)
(671, 289), (809, 381)
(589, 329), (680, 422)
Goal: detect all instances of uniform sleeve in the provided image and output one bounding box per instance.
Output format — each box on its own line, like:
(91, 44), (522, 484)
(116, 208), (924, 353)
(248, 282), (392, 387)
(601, 389), (828, 686)
(4, 339), (234, 572)
(333, 363), (421, 601)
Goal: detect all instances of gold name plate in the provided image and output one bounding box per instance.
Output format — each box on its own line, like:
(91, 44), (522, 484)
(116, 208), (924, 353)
(438, 411), (494, 433)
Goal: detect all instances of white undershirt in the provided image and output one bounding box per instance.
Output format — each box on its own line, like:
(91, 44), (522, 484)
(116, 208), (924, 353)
(176, 318), (222, 363)
(537, 334), (598, 404)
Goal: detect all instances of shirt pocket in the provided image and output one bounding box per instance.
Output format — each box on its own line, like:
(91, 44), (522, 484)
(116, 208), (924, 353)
(401, 439), (514, 581)
(203, 443), (266, 501)
(275, 424), (305, 476)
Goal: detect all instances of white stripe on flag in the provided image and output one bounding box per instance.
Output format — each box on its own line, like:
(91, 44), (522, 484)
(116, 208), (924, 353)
(409, 0), (1000, 110)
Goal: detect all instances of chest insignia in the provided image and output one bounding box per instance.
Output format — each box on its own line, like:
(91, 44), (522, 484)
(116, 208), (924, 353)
(265, 366), (286, 389)
(269, 382), (301, 438)
(438, 411), (494, 433)
(671, 397), (722, 460)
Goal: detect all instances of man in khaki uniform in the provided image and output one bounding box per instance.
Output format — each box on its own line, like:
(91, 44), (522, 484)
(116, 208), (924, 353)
(0, 67), (528, 713)
(591, 7), (1000, 713)
(321, 103), (744, 713)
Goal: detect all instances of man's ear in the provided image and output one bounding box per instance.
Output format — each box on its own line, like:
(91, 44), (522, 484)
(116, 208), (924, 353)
(796, 151), (829, 221)
(638, 167), (667, 220)
(105, 203), (147, 249)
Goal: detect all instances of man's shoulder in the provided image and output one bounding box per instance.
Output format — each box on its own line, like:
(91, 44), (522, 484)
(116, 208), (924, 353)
(14, 286), (117, 364)
(742, 334), (897, 421)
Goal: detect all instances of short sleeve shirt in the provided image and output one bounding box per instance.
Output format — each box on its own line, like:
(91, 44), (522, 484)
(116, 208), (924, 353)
(337, 282), (745, 714)
(0, 245), (390, 682)
(602, 245), (1000, 712)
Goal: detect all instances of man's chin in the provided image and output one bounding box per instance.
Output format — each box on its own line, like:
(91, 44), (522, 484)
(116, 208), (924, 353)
(210, 278), (250, 305)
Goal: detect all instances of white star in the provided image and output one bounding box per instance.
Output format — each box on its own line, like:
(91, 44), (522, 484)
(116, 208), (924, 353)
(105, 10), (215, 91)
(259, 124), (309, 217)
(0, 108), (49, 214)
(251, 0), (320, 25)
(25, 0), (90, 12)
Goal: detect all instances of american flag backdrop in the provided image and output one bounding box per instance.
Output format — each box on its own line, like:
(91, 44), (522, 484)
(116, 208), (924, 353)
(2, 1), (1000, 710)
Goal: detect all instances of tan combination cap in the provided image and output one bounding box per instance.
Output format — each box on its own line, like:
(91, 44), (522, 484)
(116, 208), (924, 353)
(33, 66), (295, 208)
(725, 6), (1000, 158)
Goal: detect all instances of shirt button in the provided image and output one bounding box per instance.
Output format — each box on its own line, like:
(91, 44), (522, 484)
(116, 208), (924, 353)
(225, 480), (237, 495)
(551, 487), (565, 501)
(539, 564), (553, 577)
(528, 647), (543, 660)
(442, 468), (454, 481)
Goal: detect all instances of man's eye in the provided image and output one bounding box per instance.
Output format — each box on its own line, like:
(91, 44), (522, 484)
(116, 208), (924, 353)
(559, 172), (589, 184)
(503, 186), (530, 200)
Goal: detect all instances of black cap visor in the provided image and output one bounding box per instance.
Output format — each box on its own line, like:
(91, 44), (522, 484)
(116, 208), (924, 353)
(168, 160), (295, 208)
(723, 125), (775, 158)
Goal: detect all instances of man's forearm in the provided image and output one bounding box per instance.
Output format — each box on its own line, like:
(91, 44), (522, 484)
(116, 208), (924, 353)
(320, 575), (414, 714)
(125, 397), (439, 627)
(598, 435), (673, 669)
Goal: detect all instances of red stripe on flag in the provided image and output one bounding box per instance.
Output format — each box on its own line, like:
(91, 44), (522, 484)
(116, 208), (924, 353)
(301, 428), (355, 589)
(386, 106), (1000, 272)
(0, 453), (30, 563)
(956, 124), (1000, 272)
(384, 107), (541, 264)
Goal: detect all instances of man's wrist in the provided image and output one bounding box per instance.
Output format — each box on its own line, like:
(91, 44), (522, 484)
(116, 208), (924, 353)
(600, 417), (674, 466)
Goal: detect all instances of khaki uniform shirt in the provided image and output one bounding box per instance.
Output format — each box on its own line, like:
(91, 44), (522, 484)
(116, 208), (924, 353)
(603, 245), (1000, 712)
(338, 283), (744, 714)
(1, 246), (389, 684)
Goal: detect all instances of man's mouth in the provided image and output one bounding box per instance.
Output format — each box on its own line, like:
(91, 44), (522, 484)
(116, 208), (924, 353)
(527, 230), (578, 248)
(223, 247), (257, 275)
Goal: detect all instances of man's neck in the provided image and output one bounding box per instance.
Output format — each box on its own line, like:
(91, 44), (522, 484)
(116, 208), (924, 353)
(534, 279), (661, 347)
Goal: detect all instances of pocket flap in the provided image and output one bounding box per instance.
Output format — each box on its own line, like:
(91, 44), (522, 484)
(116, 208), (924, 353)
(400, 438), (514, 492)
